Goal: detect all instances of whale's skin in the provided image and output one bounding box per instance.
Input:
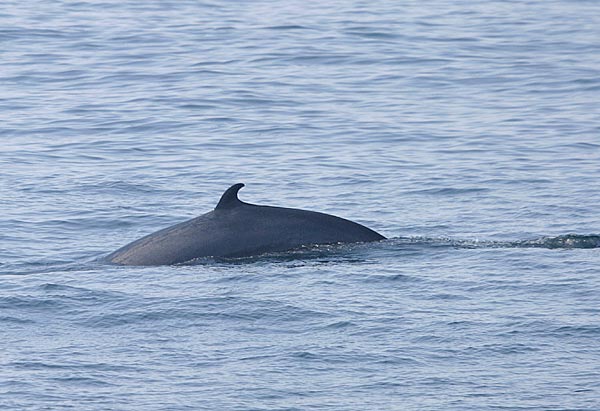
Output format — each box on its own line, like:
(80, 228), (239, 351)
(106, 183), (385, 266)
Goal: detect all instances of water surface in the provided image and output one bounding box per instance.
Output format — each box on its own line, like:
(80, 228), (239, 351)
(2, 0), (600, 409)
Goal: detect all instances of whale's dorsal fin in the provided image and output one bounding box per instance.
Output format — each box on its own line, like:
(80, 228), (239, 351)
(215, 183), (245, 210)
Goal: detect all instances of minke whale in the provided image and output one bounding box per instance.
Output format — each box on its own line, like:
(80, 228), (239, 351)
(106, 183), (385, 266)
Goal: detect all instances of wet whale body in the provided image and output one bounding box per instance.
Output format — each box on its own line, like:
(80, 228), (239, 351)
(106, 183), (385, 266)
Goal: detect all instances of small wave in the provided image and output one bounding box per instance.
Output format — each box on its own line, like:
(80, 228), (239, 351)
(83, 298), (330, 329)
(0, 315), (35, 324)
(264, 25), (310, 31)
(516, 234), (600, 249)
(0, 259), (99, 276)
(405, 187), (490, 196)
(551, 325), (600, 337)
(391, 234), (600, 250)
(0, 296), (68, 311)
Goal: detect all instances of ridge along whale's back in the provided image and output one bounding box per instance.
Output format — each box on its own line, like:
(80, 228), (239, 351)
(106, 183), (386, 266)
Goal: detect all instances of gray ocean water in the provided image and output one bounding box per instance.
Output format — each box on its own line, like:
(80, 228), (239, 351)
(2, 1), (600, 409)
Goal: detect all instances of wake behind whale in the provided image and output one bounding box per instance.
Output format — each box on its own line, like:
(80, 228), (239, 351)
(388, 235), (600, 250)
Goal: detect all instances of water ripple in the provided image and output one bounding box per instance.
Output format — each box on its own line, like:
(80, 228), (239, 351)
(2, 0), (600, 409)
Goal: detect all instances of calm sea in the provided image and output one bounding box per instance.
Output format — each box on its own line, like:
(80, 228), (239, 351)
(2, 1), (600, 409)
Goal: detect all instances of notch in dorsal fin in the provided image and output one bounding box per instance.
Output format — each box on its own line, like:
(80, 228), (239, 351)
(215, 183), (245, 210)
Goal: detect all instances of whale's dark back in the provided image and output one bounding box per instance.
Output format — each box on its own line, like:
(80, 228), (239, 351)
(107, 184), (385, 266)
